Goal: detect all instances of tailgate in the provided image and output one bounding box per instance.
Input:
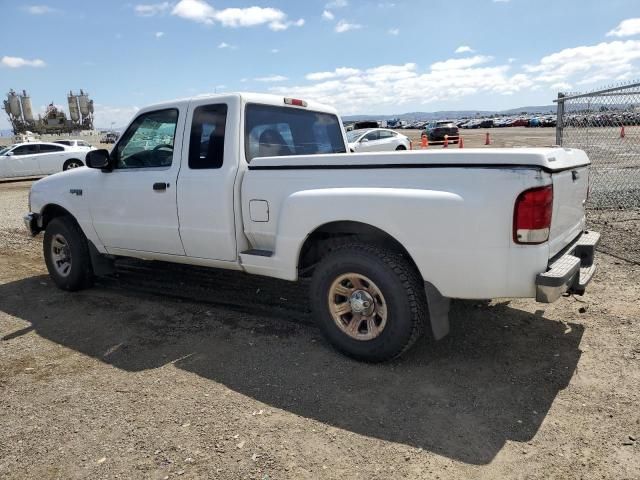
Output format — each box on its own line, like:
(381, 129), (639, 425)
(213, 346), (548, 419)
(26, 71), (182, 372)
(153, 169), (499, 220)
(549, 165), (589, 257)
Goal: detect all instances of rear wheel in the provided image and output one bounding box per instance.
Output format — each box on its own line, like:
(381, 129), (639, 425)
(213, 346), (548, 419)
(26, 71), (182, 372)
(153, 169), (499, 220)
(43, 217), (94, 291)
(63, 159), (83, 171)
(395, 145), (407, 150)
(310, 242), (428, 362)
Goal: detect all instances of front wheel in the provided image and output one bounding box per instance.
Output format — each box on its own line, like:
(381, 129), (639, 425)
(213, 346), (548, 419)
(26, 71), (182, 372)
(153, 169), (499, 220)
(63, 159), (83, 171)
(310, 243), (428, 362)
(43, 217), (94, 291)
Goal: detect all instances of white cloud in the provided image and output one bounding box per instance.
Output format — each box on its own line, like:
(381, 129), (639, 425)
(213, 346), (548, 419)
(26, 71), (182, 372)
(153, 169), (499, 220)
(551, 82), (572, 91)
(218, 42), (236, 49)
(272, 58), (535, 115)
(255, 75), (288, 82)
(508, 57), (517, 63)
(93, 105), (140, 129)
(493, 0), (510, 3)
(155, 31), (165, 38)
(335, 19), (362, 33)
(171, 0), (304, 30)
(322, 10), (335, 21)
(134, 2), (170, 17)
(523, 40), (640, 85)
(388, 28), (399, 35)
(25, 5), (55, 14)
(455, 45), (474, 54)
(431, 55), (493, 70)
(271, 48), (279, 53)
(1, 56), (46, 68)
(607, 18), (640, 38)
(326, 0), (348, 8)
(306, 67), (361, 81)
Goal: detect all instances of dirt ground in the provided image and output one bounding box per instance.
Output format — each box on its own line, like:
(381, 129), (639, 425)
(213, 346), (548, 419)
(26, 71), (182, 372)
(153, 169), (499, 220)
(1, 173), (639, 478)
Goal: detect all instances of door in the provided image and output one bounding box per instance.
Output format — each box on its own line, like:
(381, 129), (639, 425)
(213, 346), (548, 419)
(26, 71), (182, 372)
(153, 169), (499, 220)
(5, 144), (40, 176)
(37, 144), (67, 174)
(377, 130), (397, 150)
(177, 97), (238, 260)
(357, 130), (381, 152)
(89, 107), (186, 255)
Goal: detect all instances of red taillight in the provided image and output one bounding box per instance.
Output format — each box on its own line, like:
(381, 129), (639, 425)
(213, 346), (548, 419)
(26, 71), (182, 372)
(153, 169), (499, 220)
(513, 185), (553, 244)
(284, 97), (307, 107)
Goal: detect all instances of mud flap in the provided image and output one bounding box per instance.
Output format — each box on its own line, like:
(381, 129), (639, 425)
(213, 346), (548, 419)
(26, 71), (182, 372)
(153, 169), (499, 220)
(87, 240), (115, 276)
(425, 282), (450, 340)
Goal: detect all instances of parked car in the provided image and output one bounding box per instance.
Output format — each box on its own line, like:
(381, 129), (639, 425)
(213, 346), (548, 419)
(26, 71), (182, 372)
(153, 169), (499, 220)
(54, 139), (96, 151)
(100, 132), (120, 144)
(423, 120), (460, 143)
(0, 142), (86, 179)
(479, 119), (494, 128)
(347, 128), (411, 152)
(25, 92), (598, 362)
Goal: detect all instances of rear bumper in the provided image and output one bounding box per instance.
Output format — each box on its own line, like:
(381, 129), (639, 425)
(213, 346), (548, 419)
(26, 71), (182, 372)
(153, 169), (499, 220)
(535, 230), (600, 302)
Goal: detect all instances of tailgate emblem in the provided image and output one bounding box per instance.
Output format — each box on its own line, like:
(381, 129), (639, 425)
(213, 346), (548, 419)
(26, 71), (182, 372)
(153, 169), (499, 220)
(572, 170), (579, 181)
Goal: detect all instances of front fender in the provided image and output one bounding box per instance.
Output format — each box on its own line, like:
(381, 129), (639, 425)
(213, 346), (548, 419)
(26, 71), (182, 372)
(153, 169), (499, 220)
(29, 170), (106, 253)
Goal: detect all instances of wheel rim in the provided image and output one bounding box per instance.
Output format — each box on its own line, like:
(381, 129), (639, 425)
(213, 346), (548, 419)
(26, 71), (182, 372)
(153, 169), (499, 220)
(328, 273), (388, 341)
(66, 161), (81, 169)
(51, 234), (72, 277)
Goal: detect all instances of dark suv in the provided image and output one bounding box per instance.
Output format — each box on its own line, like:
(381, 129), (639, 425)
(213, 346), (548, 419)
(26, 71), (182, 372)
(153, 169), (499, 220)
(423, 121), (459, 143)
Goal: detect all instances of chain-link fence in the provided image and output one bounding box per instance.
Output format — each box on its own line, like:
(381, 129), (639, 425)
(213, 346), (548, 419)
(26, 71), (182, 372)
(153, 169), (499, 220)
(556, 81), (640, 209)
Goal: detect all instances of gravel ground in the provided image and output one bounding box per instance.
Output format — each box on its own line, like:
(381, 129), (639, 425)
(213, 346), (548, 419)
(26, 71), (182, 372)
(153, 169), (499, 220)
(1, 180), (639, 480)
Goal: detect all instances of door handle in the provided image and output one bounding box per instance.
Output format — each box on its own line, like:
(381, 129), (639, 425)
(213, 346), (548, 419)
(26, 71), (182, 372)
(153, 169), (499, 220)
(153, 182), (169, 191)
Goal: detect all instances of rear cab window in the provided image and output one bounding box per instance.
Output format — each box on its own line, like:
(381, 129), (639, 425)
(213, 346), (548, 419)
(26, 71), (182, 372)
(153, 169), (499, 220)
(245, 104), (346, 162)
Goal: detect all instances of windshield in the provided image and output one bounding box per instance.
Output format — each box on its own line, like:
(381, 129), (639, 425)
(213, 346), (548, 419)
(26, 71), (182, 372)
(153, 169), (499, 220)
(346, 130), (368, 142)
(245, 104), (346, 162)
(0, 145), (15, 156)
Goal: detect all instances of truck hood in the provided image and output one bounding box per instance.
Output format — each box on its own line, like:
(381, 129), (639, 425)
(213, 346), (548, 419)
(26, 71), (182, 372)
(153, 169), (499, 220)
(248, 147), (590, 173)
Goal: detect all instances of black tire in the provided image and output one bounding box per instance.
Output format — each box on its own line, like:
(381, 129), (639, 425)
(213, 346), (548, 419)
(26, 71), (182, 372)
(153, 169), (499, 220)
(43, 216), (94, 291)
(395, 145), (407, 150)
(63, 159), (83, 171)
(310, 242), (428, 362)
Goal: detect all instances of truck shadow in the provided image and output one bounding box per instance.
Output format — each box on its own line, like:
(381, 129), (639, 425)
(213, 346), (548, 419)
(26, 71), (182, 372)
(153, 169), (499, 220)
(0, 269), (584, 465)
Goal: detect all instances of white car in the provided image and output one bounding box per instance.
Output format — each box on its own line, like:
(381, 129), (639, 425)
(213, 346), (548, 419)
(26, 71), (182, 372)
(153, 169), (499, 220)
(347, 128), (411, 152)
(25, 92), (597, 362)
(0, 142), (86, 179)
(53, 139), (96, 151)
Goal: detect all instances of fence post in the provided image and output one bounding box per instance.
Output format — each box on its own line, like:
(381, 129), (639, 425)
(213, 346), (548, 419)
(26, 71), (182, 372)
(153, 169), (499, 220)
(556, 92), (565, 146)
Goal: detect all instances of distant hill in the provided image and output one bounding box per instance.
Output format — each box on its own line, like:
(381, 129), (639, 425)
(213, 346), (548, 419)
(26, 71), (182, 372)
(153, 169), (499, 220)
(343, 105), (556, 122)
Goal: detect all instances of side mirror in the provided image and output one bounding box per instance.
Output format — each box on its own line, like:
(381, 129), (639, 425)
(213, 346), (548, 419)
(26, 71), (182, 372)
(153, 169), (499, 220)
(360, 138), (369, 143)
(86, 149), (111, 170)
(6, 151), (14, 156)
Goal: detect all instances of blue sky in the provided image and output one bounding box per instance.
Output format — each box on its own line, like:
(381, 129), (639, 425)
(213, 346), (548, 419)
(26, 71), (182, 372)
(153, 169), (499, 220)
(1, 0), (640, 128)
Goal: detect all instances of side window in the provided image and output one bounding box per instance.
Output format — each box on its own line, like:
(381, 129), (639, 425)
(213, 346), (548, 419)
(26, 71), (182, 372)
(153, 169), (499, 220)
(79, 141), (91, 147)
(364, 130), (379, 141)
(40, 144), (65, 153)
(13, 144), (39, 155)
(378, 130), (393, 139)
(245, 104), (346, 162)
(114, 109), (178, 169)
(188, 104), (228, 169)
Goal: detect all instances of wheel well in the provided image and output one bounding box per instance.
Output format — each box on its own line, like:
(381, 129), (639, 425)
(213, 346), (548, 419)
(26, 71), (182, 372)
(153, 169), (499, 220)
(298, 221), (421, 278)
(40, 204), (74, 230)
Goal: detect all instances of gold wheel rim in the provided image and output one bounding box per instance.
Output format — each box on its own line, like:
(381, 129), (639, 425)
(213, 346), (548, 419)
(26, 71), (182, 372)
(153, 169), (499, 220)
(328, 273), (388, 341)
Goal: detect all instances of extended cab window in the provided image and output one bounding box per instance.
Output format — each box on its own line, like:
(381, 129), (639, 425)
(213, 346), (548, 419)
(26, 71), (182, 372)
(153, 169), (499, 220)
(188, 104), (227, 169)
(245, 104), (346, 162)
(114, 109), (178, 169)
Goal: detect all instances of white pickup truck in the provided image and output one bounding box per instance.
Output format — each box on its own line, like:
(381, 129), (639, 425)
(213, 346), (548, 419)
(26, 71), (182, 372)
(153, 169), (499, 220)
(24, 93), (599, 361)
